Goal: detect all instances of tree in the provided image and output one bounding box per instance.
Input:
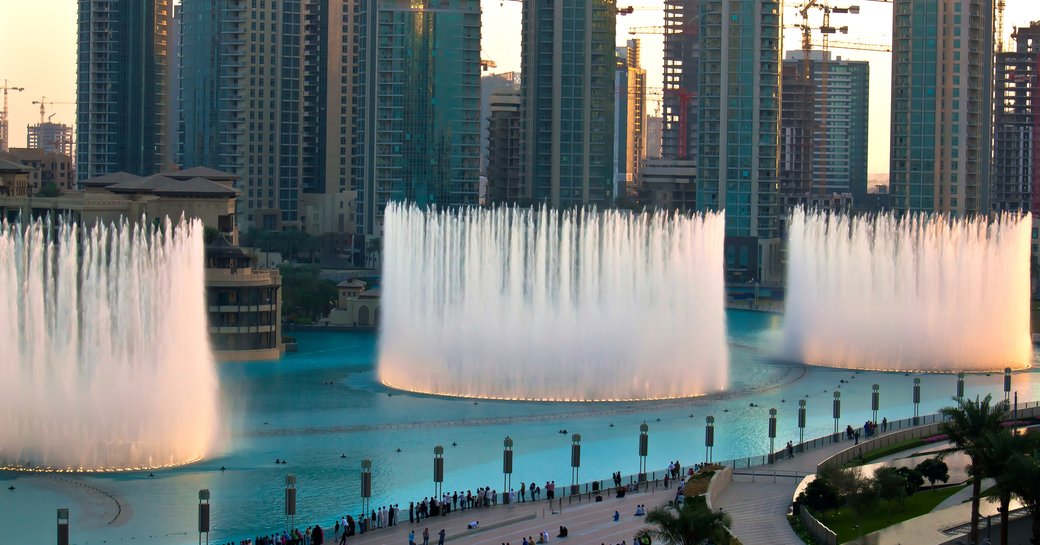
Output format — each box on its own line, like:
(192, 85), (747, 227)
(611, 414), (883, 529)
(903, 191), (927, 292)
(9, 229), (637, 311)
(37, 182), (61, 197)
(874, 466), (908, 507)
(845, 473), (880, 516)
(635, 496), (733, 545)
(894, 467), (924, 496)
(796, 478), (841, 517)
(278, 264), (338, 323)
(817, 464), (861, 501)
(914, 458), (950, 487)
(1006, 448), (1040, 544)
(981, 430), (1038, 545)
(939, 395), (1010, 545)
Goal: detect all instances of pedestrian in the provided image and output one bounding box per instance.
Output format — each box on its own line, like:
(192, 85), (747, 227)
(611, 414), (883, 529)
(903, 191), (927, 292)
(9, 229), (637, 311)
(409, 530), (416, 545)
(423, 528), (430, 545)
(410, 502), (415, 524)
(438, 529), (446, 545)
(519, 482), (526, 502)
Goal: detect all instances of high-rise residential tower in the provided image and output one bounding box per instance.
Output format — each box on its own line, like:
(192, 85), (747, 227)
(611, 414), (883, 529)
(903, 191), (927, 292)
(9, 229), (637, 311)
(890, 0), (994, 215)
(519, 0), (616, 207)
(696, 0), (782, 282)
(181, 0), (354, 231)
(780, 52), (869, 207)
(992, 21), (1039, 215)
(615, 39), (647, 200)
(76, 0), (170, 181)
(662, 0), (698, 161)
(353, 0), (481, 239)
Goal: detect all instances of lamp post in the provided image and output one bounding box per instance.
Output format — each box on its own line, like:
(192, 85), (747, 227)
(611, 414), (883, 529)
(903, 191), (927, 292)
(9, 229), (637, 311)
(871, 384), (880, 424)
(1004, 367), (1012, 404)
(570, 434), (582, 495)
(638, 422), (649, 482)
(797, 400), (806, 452)
(285, 475), (296, 532)
(768, 408), (777, 463)
(705, 416), (715, 463)
(832, 391), (841, 442)
(57, 508), (69, 545)
(360, 459), (372, 515)
(912, 378), (921, 425)
(433, 446), (444, 498)
(198, 489), (210, 545)
(503, 437), (513, 503)
(956, 372), (965, 401)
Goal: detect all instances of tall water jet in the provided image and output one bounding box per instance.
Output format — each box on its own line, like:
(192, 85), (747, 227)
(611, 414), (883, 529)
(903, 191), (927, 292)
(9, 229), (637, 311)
(0, 218), (218, 471)
(784, 209), (1032, 371)
(379, 204), (729, 401)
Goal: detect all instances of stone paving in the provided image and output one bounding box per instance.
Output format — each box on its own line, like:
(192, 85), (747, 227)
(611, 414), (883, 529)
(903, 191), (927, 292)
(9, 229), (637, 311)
(337, 483), (675, 545)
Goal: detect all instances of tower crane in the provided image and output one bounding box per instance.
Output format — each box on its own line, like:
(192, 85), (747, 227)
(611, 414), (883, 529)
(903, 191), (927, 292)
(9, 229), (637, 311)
(1, 79), (25, 152)
(31, 97), (75, 124)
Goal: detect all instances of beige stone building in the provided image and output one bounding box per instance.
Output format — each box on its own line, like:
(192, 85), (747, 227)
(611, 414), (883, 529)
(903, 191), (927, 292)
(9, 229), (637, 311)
(0, 158), (31, 197)
(328, 279), (381, 329)
(1, 148), (76, 192)
(0, 166), (284, 361)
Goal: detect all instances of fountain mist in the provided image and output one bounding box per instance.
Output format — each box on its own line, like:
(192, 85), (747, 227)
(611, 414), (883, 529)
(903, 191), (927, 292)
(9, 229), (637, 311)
(0, 218), (218, 471)
(784, 209), (1032, 371)
(379, 204), (729, 401)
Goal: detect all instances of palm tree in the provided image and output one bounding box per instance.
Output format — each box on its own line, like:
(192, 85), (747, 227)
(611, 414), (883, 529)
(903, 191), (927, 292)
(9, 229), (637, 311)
(939, 395), (1010, 545)
(981, 430), (1036, 545)
(635, 497), (732, 545)
(1006, 448), (1040, 544)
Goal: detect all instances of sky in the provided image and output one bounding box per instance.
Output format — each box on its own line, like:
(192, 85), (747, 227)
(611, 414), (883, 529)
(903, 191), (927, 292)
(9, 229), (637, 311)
(0, 0), (1035, 178)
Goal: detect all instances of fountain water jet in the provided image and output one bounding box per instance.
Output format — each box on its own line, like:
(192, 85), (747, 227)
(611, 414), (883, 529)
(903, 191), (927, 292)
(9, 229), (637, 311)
(783, 209), (1032, 371)
(0, 217), (218, 471)
(378, 204), (729, 401)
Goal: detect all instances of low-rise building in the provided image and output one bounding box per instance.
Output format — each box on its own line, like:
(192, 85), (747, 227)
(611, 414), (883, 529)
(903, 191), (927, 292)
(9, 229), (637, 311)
(638, 159), (696, 212)
(0, 165), (285, 361)
(0, 158), (31, 197)
(206, 239), (283, 361)
(328, 279), (381, 329)
(2, 148), (75, 192)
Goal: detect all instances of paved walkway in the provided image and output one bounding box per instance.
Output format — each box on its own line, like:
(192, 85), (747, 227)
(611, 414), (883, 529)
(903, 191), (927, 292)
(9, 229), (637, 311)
(713, 438), (870, 545)
(336, 483), (674, 545)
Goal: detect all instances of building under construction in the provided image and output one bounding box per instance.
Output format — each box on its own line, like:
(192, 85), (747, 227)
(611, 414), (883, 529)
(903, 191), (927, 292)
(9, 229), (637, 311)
(780, 51), (869, 210)
(992, 21), (1040, 216)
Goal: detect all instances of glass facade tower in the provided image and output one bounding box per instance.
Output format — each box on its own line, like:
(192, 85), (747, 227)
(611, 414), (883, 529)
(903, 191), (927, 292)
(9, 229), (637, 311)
(353, 0), (481, 238)
(519, 0), (616, 208)
(890, 0), (993, 215)
(696, 0), (781, 281)
(76, 0), (170, 180)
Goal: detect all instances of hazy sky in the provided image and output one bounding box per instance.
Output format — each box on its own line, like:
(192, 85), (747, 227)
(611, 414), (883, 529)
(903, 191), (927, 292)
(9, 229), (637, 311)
(0, 0), (1034, 177)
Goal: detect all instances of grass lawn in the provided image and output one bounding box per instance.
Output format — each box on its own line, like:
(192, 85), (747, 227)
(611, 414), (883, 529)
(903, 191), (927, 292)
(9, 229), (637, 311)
(812, 485), (967, 543)
(847, 438), (927, 466)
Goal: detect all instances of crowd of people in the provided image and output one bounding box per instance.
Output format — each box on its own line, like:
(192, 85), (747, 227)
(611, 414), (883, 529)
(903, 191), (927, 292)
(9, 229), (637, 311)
(223, 464), (699, 545)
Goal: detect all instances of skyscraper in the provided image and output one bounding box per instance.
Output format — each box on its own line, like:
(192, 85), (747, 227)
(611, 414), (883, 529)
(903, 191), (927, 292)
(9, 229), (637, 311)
(697, 0), (782, 282)
(890, 0), (994, 216)
(992, 21), (1039, 215)
(780, 52), (869, 207)
(76, 0), (170, 181)
(519, 0), (616, 208)
(615, 39), (647, 200)
(662, 0), (699, 162)
(181, 0), (332, 231)
(353, 0), (481, 239)
(183, 0), (304, 231)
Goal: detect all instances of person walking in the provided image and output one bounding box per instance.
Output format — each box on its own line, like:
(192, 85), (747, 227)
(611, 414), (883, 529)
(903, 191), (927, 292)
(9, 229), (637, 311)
(438, 529), (446, 545)
(423, 527), (430, 545)
(409, 530), (416, 545)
